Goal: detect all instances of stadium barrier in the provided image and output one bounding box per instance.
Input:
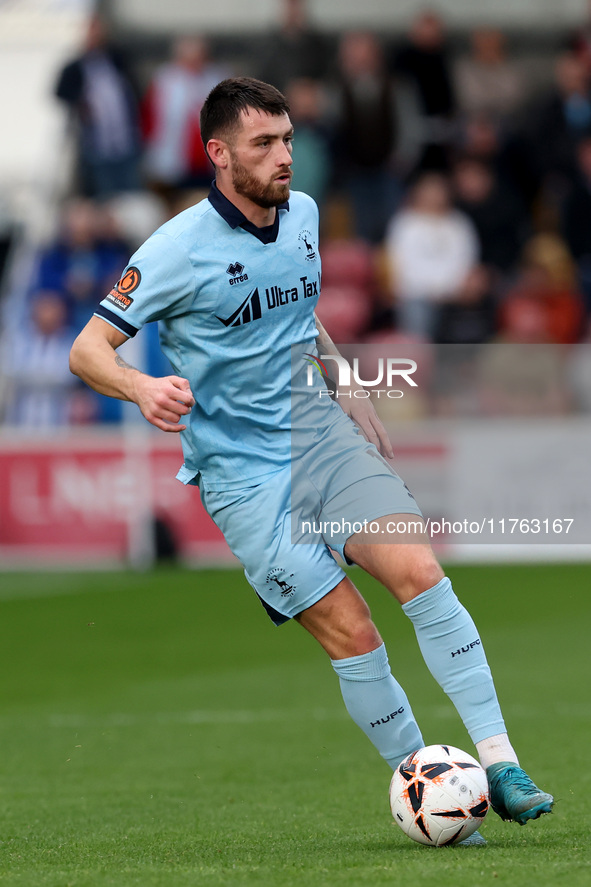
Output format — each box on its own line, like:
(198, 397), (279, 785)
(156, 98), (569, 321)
(0, 431), (231, 568)
(1, 418), (590, 568)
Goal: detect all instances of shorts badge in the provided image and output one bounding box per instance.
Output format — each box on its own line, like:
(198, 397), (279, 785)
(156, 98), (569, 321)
(266, 567), (296, 597)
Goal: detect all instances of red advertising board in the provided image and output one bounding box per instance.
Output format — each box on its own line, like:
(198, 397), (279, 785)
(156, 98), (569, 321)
(0, 432), (232, 565)
(0, 429), (451, 566)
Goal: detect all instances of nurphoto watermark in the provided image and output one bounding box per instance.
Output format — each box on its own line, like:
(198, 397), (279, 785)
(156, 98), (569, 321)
(290, 342), (591, 545)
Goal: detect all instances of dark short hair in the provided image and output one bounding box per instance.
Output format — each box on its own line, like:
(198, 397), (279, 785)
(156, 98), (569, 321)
(200, 77), (290, 148)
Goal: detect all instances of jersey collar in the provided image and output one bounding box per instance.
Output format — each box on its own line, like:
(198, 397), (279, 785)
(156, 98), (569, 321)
(208, 181), (289, 245)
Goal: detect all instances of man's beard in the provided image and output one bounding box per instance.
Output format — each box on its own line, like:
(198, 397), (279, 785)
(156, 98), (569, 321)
(230, 155), (291, 209)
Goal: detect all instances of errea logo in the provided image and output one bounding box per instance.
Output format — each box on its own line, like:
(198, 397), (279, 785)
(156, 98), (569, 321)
(226, 261), (248, 285)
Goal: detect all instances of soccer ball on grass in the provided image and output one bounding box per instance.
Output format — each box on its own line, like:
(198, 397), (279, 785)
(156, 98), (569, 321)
(389, 744), (490, 846)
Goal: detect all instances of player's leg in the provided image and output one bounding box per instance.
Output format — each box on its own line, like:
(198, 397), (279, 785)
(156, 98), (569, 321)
(345, 516), (554, 824)
(296, 576), (488, 846)
(200, 469), (422, 771)
(345, 521), (511, 756)
(294, 575), (424, 770)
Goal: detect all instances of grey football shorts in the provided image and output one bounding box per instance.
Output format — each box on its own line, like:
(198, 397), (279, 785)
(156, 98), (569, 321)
(199, 418), (423, 625)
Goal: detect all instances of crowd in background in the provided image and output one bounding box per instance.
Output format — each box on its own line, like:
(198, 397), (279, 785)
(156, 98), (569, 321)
(2, 0), (591, 428)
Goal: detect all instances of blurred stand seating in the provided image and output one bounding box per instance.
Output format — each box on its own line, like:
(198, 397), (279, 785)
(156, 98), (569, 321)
(315, 238), (376, 341)
(315, 283), (372, 343)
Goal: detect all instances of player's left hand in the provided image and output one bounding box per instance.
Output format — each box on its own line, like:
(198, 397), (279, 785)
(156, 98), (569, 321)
(344, 398), (394, 459)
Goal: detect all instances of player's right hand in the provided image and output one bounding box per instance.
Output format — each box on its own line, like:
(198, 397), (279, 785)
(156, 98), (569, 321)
(134, 375), (195, 433)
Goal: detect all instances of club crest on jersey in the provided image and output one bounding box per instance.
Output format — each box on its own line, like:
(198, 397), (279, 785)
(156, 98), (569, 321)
(298, 230), (317, 261)
(226, 261), (249, 286)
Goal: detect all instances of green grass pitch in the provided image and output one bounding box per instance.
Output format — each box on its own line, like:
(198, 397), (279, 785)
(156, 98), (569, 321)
(0, 562), (589, 886)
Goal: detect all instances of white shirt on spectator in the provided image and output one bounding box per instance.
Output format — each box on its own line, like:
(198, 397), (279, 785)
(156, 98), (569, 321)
(386, 208), (479, 303)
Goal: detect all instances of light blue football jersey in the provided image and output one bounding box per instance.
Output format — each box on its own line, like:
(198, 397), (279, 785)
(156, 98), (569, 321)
(96, 185), (326, 490)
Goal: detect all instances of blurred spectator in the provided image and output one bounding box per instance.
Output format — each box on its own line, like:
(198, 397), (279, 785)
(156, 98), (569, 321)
(523, 231), (581, 292)
(457, 113), (538, 210)
(458, 114), (500, 165)
(454, 29), (526, 123)
(434, 265), (498, 344)
(257, 0), (330, 92)
(562, 136), (591, 258)
(0, 195), (16, 297)
(481, 239), (579, 416)
(384, 173), (479, 339)
(453, 156), (529, 274)
(142, 36), (227, 208)
(286, 78), (331, 209)
(55, 14), (142, 198)
(105, 192), (167, 252)
(499, 257), (583, 345)
(570, 0), (591, 74)
(531, 52), (591, 189)
(561, 135), (591, 311)
(393, 10), (456, 170)
(332, 31), (400, 244)
(34, 198), (130, 330)
(0, 293), (78, 427)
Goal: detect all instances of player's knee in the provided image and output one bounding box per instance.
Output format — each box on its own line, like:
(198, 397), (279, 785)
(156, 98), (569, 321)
(346, 621), (383, 657)
(396, 552), (444, 602)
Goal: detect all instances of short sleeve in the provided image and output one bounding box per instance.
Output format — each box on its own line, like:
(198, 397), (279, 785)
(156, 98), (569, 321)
(95, 233), (195, 337)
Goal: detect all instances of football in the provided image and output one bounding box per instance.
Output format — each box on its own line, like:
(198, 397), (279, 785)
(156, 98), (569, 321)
(389, 745), (490, 846)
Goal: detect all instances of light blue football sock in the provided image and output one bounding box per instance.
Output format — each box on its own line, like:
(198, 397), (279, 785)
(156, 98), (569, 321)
(331, 643), (424, 771)
(402, 577), (506, 744)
